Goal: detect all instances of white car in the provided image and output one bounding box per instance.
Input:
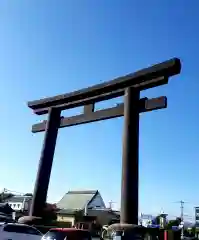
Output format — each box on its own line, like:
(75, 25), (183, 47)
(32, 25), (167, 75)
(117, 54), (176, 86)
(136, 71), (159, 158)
(0, 222), (43, 240)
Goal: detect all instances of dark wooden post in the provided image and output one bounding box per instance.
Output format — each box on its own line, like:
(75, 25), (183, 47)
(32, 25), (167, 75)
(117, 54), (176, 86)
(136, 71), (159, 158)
(30, 107), (61, 217)
(120, 88), (140, 224)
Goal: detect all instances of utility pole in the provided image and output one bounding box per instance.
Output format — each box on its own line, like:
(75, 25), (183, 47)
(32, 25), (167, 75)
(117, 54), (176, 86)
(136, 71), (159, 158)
(180, 200), (184, 240)
(176, 200), (185, 239)
(180, 200), (184, 222)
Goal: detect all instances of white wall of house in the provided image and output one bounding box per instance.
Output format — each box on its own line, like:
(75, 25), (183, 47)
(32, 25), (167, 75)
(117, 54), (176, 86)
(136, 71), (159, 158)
(88, 192), (106, 209)
(8, 202), (23, 211)
(7, 200), (30, 211)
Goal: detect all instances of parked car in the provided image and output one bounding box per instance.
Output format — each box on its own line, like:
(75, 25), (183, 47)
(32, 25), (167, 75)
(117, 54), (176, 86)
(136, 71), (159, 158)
(0, 222), (42, 240)
(183, 237), (196, 240)
(42, 228), (92, 240)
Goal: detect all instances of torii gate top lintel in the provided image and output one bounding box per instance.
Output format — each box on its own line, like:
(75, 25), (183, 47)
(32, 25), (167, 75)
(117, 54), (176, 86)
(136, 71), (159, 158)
(28, 57), (181, 114)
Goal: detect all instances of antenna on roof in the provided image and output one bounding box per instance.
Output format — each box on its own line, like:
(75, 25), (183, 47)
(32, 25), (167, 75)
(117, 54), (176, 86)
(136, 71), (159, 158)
(108, 200), (116, 210)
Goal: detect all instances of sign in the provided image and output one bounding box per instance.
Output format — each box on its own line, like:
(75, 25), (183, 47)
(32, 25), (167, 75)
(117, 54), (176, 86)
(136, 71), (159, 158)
(195, 207), (199, 227)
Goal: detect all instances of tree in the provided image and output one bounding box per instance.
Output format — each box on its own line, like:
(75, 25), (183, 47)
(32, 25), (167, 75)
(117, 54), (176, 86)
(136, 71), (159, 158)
(166, 217), (181, 230)
(40, 203), (59, 224)
(24, 193), (33, 197)
(190, 227), (196, 236)
(0, 193), (13, 203)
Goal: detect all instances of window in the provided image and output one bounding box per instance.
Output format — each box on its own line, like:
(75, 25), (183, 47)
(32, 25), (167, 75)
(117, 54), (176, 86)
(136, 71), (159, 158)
(17, 204), (20, 208)
(13, 204), (16, 208)
(3, 224), (42, 236)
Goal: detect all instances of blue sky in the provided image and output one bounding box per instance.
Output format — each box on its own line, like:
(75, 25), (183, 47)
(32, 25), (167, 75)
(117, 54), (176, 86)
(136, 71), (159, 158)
(0, 0), (198, 220)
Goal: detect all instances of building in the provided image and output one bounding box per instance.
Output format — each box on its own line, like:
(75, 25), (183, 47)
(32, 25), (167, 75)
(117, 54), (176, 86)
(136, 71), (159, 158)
(86, 208), (120, 226)
(140, 214), (153, 227)
(6, 195), (32, 219)
(159, 213), (168, 228)
(56, 190), (109, 226)
(57, 190), (106, 211)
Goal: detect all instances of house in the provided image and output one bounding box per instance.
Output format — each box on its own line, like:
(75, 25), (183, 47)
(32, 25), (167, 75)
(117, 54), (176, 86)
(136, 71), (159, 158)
(86, 208), (120, 226)
(6, 195), (32, 219)
(56, 190), (106, 226)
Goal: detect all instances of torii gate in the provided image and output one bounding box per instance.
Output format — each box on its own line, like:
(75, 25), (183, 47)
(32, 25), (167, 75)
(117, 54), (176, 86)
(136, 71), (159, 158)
(20, 58), (181, 225)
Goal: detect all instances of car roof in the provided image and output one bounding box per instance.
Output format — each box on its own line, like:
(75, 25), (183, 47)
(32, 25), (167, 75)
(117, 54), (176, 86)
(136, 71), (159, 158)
(5, 223), (34, 227)
(1, 223), (42, 234)
(50, 228), (89, 233)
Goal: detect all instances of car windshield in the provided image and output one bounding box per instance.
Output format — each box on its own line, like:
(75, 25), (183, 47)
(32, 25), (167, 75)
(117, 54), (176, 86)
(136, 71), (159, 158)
(3, 224), (42, 235)
(43, 230), (91, 240)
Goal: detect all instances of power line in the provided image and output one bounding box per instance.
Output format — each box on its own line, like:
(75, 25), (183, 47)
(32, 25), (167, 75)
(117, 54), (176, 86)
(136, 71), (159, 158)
(2, 188), (26, 196)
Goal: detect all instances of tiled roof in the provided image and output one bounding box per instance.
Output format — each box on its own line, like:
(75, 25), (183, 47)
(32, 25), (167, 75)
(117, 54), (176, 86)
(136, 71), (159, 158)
(57, 190), (98, 210)
(7, 195), (32, 203)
